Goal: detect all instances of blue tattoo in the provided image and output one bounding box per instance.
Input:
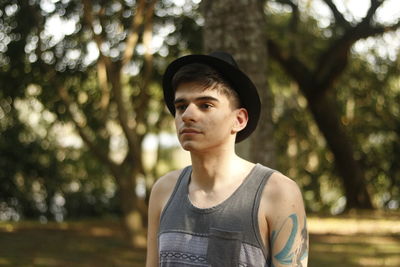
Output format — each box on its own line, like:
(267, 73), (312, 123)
(297, 217), (308, 262)
(271, 213), (308, 266)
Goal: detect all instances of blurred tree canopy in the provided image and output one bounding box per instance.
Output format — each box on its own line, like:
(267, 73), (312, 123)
(266, 0), (400, 211)
(0, 0), (399, 240)
(0, 0), (202, 246)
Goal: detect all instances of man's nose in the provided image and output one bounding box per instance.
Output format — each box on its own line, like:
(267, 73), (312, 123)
(181, 104), (198, 122)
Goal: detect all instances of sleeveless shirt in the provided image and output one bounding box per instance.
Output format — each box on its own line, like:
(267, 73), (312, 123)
(158, 163), (275, 267)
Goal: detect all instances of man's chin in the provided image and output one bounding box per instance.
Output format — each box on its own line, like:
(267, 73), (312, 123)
(181, 143), (197, 151)
(180, 140), (202, 152)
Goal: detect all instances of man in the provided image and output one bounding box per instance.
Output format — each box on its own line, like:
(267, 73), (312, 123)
(146, 51), (308, 267)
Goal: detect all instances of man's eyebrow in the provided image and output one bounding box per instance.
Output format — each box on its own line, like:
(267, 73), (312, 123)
(196, 96), (220, 102)
(173, 98), (187, 105)
(174, 96), (220, 105)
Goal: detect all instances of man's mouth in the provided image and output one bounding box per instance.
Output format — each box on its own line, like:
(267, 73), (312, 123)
(180, 128), (201, 135)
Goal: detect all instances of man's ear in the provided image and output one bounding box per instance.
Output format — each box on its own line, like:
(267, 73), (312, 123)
(232, 108), (248, 134)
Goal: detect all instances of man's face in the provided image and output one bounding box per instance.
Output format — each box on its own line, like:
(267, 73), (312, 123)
(174, 82), (247, 152)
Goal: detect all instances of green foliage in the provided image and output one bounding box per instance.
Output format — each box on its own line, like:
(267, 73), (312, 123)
(266, 2), (400, 212)
(270, 57), (341, 212)
(0, 100), (119, 221)
(0, 0), (205, 222)
(337, 53), (400, 208)
(0, 0), (122, 221)
(1, 0), (398, 221)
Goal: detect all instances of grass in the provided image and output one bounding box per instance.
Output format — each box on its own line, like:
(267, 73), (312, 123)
(310, 234), (400, 267)
(0, 212), (399, 266)
(0, 220), (146, 266)
(308, 211), (400, 267)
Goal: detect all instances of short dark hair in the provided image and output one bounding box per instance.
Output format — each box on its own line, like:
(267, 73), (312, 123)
(171, 63), (241, 108)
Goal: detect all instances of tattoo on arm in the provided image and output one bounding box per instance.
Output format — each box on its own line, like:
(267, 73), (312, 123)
(271, 214), (308, 266)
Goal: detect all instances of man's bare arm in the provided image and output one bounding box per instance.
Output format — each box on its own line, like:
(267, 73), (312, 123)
(145, 170), (181, 267)
(265, 173), (308, 267)
(146, 180), (162, 267)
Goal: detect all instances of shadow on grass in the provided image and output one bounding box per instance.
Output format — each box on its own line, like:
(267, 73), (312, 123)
(309, 233), (400, 267)
(0, 221), (146, 267)
(1, 215), (400, 267)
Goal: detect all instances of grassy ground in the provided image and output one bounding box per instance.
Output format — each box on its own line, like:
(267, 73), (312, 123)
(308, 211), (400, 267)
(0, 212), (399, 266)
(0, 220), (146, 266)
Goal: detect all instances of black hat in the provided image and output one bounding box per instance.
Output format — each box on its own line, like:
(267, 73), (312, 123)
(162, 51), (261, 143)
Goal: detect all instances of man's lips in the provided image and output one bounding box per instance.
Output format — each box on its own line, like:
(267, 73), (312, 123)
(180, 128), (201, 134)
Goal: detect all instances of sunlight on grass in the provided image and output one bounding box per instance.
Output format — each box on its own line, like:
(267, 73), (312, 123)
(0, 224), (15, 232)
(0, 258), (11, 265)
(308, 216), (400, 235)
(0, 219), (146, 266)
(33, 257), (65, 265)
(308, 213), (400, 267)
(357, 256), (400, 266)
(0, 213), (399, 266)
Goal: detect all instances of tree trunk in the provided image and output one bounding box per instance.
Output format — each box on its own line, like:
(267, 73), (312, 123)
(115, 164), (148, 248)
(201, 0), (276, 167)
(267, 36), (375, 209)
(305, 91), (373, 209)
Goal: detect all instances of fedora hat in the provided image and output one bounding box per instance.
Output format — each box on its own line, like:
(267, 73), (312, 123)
(162, 51), (261, 143)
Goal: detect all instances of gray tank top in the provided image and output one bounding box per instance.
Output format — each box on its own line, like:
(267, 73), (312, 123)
(158, 163), (275, 267)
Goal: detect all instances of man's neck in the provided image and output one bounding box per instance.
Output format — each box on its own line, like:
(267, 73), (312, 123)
(189, 147), (253, 191)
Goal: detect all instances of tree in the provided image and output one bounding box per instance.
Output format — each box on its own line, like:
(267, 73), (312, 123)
(201, 0), (276, 167)
(266, 0), (400, 209)
(1, 0), (164, 246)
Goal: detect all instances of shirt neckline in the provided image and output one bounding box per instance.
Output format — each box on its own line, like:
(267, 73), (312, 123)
(184, 163), (260, 214)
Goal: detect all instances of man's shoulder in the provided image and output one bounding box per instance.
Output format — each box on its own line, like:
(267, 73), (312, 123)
(151, 167), (187, 197)
(261, 169), (305, 224)
(264, 169), (302, 203)
(149, 167), (189, 214)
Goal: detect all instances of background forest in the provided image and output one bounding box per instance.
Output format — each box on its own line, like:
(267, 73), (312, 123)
(0, 0), (399, 265)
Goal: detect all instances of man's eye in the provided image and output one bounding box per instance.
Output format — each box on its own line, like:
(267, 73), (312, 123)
(201, 103), (213, 109)
(176, 105), (187, 111)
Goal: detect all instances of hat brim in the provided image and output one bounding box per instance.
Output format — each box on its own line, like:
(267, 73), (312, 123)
(162, 54), (261, 143)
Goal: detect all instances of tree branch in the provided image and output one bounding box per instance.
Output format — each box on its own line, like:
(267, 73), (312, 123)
(82, 0), (142, 159)
(108, 62), (140, 160)
(97, 58), (110, 110)
(322, 0), (350, 28)
(287, 0), (300, 55)
(273, 0), (296, 9)
(363, 0), (385, 24)
(356, 20), (400, 39)
(122, 0), (146, 67)
(58, 86), (119, 175)
(267, 39), (314, 95)
(313, 0), (398, 95)
(82, 0), (112, 112)
(115, 0), (158, 161)
(82, 0), (109, 64)
(314, 17), (400, 95)
(135, 0), (157, 126)
(269, 0), (399, 99)
(142, 0), (157, 85)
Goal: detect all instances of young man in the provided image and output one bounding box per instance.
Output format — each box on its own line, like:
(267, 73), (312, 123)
(146, 52), (308, 267)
